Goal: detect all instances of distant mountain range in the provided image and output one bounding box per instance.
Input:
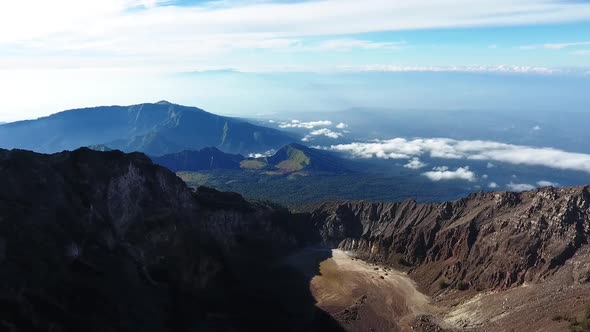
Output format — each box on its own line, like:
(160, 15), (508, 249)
(0, 101), (296, 156)
(152, 143), (351, 175)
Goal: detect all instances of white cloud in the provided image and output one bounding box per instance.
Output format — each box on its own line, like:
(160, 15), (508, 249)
(520, 41), (590, 50)
(279, 120), (333, 129)
(482, 174), (489, 179)
(347, 65), (560, 75)
(487, 162), (496, 168)
(309, 128), (343, 139)
(336, 122), (348, 129)
(302, 128), (344, 141)
(537, 180), (560, 187)
(507, 182), (536, 192)
(3, 0), (590, 70)
(248, 149), (276, 158)
(403, 157), (427, 170)
(533, 125), (542, 130)
(305, 39), (405, 52)
(327, 137), (590, 173)
(572, 50), (590, 56)
(488, 182), (498, 189)
(423, 166), (476, 182)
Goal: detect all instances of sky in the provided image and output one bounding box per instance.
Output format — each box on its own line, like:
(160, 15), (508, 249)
(1, 0), (590, 120)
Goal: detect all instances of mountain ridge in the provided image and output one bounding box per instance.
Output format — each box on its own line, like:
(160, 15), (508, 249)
(0, 102), (296, 156)
(2, 147), (590, 331)
(0, 146), (341, 332)
(154, 143), (352, 175)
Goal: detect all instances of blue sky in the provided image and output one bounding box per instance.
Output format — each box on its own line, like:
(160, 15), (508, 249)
(0, 0), (589, 120)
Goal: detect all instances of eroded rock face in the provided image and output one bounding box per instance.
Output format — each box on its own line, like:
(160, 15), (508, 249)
(0, 148), (338, 332)
(310, 187), (590, 293)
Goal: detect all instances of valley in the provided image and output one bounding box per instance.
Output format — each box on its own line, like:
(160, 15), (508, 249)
(307, 249), (436, 332)
(304, 249), (590, 332)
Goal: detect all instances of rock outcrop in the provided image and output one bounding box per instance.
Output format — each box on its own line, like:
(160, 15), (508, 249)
(310, 187), (590, 293)
(3, 147), (590, 331)
(0, 148), (338, 332)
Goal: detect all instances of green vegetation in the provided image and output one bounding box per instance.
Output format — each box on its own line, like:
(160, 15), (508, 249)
(455, 280), (469, 291)
(551, 305), (590, 331)
(240, 159), (267, 170)
(275, 146), (311, 172)
(438, 279), (450, 290)
(568, 305), (590, 332)
(175, 169), (470, 207)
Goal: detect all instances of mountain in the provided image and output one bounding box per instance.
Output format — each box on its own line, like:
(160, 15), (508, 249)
(310, 187), (590, 331)
(0, 101), (295, 156)
(0, 147), (341, 332)
(242, 143), (351, 174)
(154, 143), (352, 175)
(151, 147), (244, 172)
(2, 147), (590, 331)
(87, 144), (114, 151)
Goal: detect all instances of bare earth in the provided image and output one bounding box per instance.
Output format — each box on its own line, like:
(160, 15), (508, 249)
(308, 250), (590, 332)
(309, 249), (444, 332)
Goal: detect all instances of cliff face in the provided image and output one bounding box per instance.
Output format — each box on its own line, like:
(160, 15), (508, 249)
(0, 148), (337, 332)
(3, 147), (590, 331)
(311, 187), (590, 293)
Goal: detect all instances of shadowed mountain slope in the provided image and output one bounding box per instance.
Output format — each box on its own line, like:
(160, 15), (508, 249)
(0, 147), (342, 332)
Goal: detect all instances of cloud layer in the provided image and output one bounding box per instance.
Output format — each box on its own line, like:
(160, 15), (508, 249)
(507, 182), (536, 192)
(302, 128), (343, 141)
(2, 0), (590, 71)
(328, 137), (590, 174)
(278, 120), (332, 129)
(423, 166), (476, 182)
(404, 157), (427, 170)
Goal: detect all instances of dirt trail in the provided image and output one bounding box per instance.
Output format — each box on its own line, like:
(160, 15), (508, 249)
(309, 249), (440, 332)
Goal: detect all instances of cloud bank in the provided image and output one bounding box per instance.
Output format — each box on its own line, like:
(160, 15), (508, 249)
(279, 120), (332, 129)
(537, 180), (560, 187)
(3, 0), (590, 71)
(507, 182), (536, 192)
(327, 137), (590, 173)
(422, 166), (476, 182)
(404, 158), (427, 170)
(302, 128), (344, 141)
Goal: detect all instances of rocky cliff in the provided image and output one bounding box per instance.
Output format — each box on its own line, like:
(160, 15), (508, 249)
(3, 147), (590, 331)
(310, 187), (590, 294)
(0, 148), (338, 332)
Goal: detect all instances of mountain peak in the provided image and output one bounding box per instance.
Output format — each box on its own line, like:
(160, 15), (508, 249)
(155, 100), (173, 105)
(265, 143), (350, 174)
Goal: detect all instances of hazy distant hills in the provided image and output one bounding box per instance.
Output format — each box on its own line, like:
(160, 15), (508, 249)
(0, 101), (295, 155)
(153, 143), (351, 175)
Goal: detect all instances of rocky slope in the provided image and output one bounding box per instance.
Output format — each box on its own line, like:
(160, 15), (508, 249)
(0, 148), (340, 332)
(310, 187), (590, 294)
(3, 147), (590, 331)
